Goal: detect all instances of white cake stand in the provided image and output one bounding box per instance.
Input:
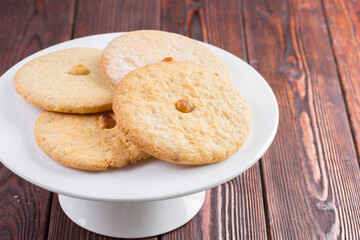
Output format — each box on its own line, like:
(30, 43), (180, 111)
(0, 33), (278, 238)
(58, 191), (206, 238)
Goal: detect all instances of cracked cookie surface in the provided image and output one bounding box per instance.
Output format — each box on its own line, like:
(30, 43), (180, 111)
(113, 61), (251, 165)
(34, 111), (150, 170)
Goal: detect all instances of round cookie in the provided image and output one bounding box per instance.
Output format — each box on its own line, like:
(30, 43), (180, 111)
(101, 30), (232, 86)
(15, 48), (114, 113)
(34, 111), (150, 170)
(113, 61), (251, 165)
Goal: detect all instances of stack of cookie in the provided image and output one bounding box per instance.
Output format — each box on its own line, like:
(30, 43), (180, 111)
(14, 30), (251, 171)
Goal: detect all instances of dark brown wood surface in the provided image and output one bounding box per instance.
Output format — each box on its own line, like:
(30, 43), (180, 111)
(0, 0), (74, 239)
(322, 0), (360, 159)
(243, 0), (360, 238)
(1, 0), (360, 239)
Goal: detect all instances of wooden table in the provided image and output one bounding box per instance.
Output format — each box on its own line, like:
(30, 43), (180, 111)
(1, 0), (359, 239)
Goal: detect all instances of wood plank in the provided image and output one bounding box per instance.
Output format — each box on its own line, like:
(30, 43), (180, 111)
(46, 1), (161, 239)
(322, 0), (360, 159)
(161, 1), (268, 239)
(0, 0), (75, 239)
(73, 0), (161, 38)
(0, 0), (75, 74)
(243, 0), (360, 238)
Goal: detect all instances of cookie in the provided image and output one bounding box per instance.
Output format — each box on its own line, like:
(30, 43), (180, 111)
(101, 30), (232, 86)
(14, 48), (114, 113)
(113, 61), (251, 165)
(34, 111), (150, 170)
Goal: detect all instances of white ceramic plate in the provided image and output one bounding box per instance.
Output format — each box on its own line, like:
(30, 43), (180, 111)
(0, 33), (278, 202)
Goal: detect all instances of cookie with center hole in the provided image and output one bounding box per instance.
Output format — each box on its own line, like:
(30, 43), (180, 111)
(34, 111), (150, 170)
(14, 48), (114, 113)
(101, 30), (232, 86)
(113, 61), (251, 165)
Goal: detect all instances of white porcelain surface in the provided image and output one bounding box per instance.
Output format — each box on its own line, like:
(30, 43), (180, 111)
(59, 191), (206, 238)
(0, 33), (279, 201)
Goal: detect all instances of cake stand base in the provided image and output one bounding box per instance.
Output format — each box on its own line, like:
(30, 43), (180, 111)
(58, 191), (206, 238)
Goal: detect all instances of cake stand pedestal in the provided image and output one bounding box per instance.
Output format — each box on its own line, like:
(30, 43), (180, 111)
(58, 191), (206, 238)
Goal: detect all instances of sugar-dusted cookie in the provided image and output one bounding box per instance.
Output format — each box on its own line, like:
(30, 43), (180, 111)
(101, 30), (232, 86)
(34, 111), (150, 170)
(14, 48), (114, 113)
(113, 61), (251, 165)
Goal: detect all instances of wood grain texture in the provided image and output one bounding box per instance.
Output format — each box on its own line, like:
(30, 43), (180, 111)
(46, 0), (161, 239)
(322, 0), (360, 160)
(0, 0), (75, 75)
(0, 0), (75, 239)
(0, 165), (51, 240)
(73, 0), (161, 38)
(161, 1), (268, 239)
(243, 0), (360, 238)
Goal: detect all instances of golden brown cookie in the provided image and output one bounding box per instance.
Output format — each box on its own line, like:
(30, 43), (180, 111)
(34, 111), (150, 170)
(113, 61), (251, 165)
(14, 48), (114, 113)
(101, 30), (232, 86)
